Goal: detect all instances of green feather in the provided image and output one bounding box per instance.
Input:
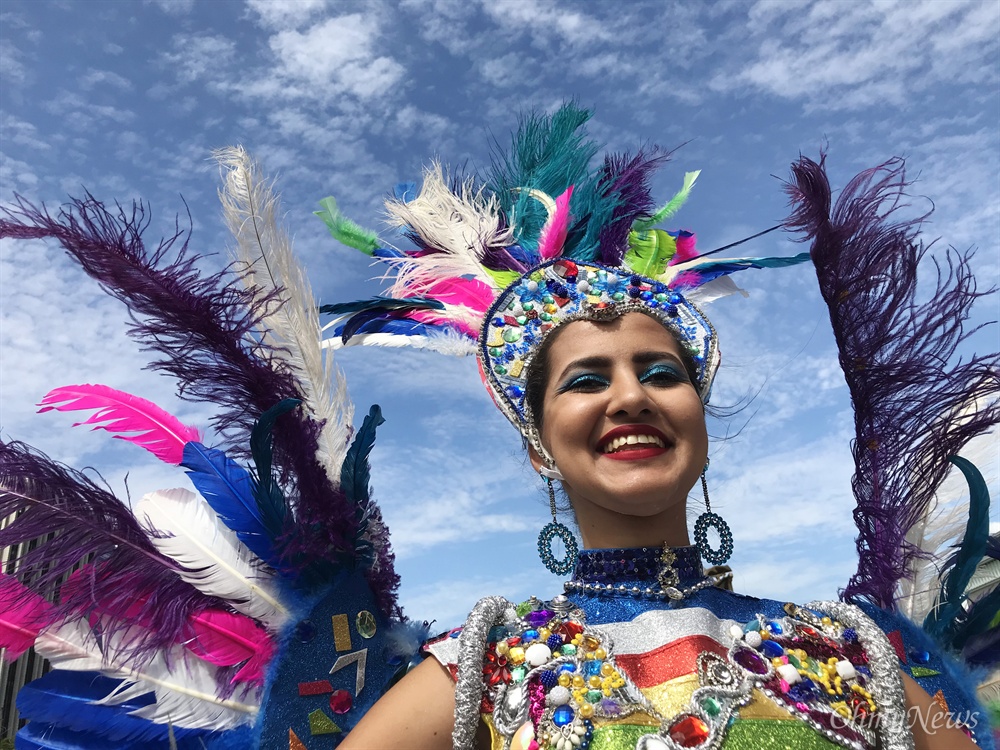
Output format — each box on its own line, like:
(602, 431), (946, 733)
(315, 196), (381, 256)
(624, 229), (678, 278)
(633, 170), (700, 231)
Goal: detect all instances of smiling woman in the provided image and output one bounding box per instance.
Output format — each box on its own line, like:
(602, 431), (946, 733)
(1, 105), (996, 750)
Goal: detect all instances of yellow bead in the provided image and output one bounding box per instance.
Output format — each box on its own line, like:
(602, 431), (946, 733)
(558, 673), (571, 687)
(594, 648), (606, 660)
(601, 663), (614, 676)
(588, 675), (601, 688)
(572, 635), (583, 645)
(759, 630), (770, 640)
(583, 635), (600, 651)
(572, 675), (584, 688)
(538, 628), (551, 641)
(579, 704), (594, 719)
(508, 647), (525, 665)
(496, 642), (509, 656)
(822, 617), (832, 626)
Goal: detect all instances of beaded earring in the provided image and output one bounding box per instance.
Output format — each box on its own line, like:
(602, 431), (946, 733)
(537, 476), (578, 575)
(693, 459), (733, 565)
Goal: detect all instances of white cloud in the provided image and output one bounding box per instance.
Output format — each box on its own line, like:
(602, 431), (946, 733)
(0, 40), (26, 87)
(79, 68), (133, 91)
(146, 0), (195, 15)
(266, 14), (404, 99)
(161, 33), (237, 84)
(246, 0), (329, 29)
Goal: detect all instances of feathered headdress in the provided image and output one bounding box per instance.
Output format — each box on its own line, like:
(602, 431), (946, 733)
(317, 104), (810, 453)
(0, 149), (420, 748)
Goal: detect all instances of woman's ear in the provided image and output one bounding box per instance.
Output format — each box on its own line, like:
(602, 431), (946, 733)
(527, 443), (544, 474)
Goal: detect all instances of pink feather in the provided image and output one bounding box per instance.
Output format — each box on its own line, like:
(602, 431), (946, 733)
(37, 384), (201, 465)
(411, 277), (494, 312)
(538, 185), (574, 260)
(670, 230), (698, 264)
(0, 574), (56, 661)
(186, 609), (274, 684)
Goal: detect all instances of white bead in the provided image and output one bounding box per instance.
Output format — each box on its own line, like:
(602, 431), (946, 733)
(729, 624), (744, 640)
(777, 664), (801, 684)
(570, 734), (582, 746)
(641, 737), (670, 750)
(743, 631), (762, 648)
(607, 273), (618, 283)
(577, 281), (590, 293)
(525, 643), (552, 667)
(574, 724), (587, 736)
(547, 686), (571, 706)
(835, 659), (857, 680)
(527, 280), (538, 291)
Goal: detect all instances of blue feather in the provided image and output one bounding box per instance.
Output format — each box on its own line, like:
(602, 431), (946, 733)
(373, 246), (405, 259)
(181, 442), (276, 565)
(318, 296), (444, 316)
(341, 405), (384, 561)
(16, 719), (208, 749)
(16, 670), (207, 743)
(333, 315), (444, 343)
(249, 399), (298, 547)
(924, 455), (991, 641)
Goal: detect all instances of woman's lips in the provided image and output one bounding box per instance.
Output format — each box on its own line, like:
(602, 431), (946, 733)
(601, 445), (669, 461)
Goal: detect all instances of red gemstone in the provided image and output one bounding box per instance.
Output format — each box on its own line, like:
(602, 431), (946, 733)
(668, 715), (710, 747)
(508, 637), (521, 646)
(560, 622), (584, 639)
(329, 689), (353, 714)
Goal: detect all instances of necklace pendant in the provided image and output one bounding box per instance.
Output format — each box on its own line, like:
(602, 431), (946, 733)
(657, 543), (680, 589)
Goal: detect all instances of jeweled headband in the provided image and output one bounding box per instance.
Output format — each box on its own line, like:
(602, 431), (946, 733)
(318, 104), (809, 445)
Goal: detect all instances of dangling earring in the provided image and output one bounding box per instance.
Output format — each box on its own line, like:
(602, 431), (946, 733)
(537, 475), (578, 575)
(693, 459), (733, 565)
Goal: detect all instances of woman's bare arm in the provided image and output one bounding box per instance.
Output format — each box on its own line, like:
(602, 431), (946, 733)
(902, 672), (978, 750)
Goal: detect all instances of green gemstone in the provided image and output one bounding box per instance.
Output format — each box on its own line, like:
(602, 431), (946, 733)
(540, 313), (551, 322)
(522, 301), (534, 311)
(489, 347), (502, 358)
(309, 709), (341, 736)
(542, 295), (554, 304)
(515, 316), (527, 325)
(787, 654), (801, 669)
(910, 666), (940, 678)
(503, 328), (521, 343)
(655, 293), (668, 302)
(356, 610), (377, 639)
(561, 644), (577, 656)
(701, 697), (722, 717)
(495, 365), (507, 375)
(587, 689), (602, 704)
(612, 292), (625, 301)
(511, 666), (527, 683)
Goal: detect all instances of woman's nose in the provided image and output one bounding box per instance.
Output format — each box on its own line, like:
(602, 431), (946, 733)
(607, 372), (653, 416)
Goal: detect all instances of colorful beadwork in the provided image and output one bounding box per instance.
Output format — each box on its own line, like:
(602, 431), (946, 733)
(692, 511), (733, 565)
(538, 521), (579, 576)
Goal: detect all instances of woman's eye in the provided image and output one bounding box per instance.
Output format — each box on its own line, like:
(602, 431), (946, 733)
(640, 364), (687, 385)
(558, 373), (609, 393)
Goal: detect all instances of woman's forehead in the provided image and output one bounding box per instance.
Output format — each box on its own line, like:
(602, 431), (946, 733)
(546, 313), (684, 368)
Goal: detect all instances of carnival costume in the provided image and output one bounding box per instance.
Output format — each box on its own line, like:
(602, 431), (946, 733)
(1, 104), (997, 750)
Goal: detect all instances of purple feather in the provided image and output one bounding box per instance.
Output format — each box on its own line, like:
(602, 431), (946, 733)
(597, 148), (671, 266)
(0, 195), (367, 579)
(0, 440), (219, 661)
(784, 154), (1000, 609)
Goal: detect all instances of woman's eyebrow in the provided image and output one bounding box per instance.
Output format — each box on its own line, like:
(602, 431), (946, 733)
(557, 355), (611, 380)
(633, 351), (684, 366)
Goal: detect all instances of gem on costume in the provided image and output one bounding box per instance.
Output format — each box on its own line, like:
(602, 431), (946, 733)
(732, 648), (768, 675)
(552, 704), (575, 726)
(356, 610), (377, 639)
(331, 613), (353, 652)
(297, 680), (333, 696)
(547, 686), (571, 706)
(931, 690), (949, 713)
(307, 709), (341, 736)
(908, 649), (930, 664)
(537, 521), (579, 576)
(329, 690), (353, 714)
(288, 728), (308, 750)
(885, 630), (906, 662)
(668, 715), (711, 747)
(909, 666), (940, 678)
(329, 648), (368, 694)
(525, 642), (552, 666)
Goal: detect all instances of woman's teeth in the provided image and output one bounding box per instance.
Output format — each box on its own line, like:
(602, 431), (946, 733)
(602, 434), (666, 453)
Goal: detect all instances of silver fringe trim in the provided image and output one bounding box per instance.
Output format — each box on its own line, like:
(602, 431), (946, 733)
(452, 596), (518, 750)
(808, 600), (914, 750)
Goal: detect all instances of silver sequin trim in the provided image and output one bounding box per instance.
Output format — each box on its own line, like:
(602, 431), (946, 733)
(452, 596), (518, 750)
(808, 600), (914, 750)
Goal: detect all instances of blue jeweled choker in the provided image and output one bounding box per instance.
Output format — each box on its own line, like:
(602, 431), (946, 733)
(564, 545), (730, 600)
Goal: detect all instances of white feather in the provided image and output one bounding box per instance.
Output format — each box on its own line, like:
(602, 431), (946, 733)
(897, 422), (999, 622)
(215, 145), (353, 485)
(384, 162), (512, 291)
(321, 330), (478, 356)
(135, 488), (289, 630)
(684, 276), (749, 305)
(35, 622), (258, 729)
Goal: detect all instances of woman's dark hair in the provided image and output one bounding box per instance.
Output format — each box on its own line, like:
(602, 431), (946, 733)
(524, 313), (703, 433)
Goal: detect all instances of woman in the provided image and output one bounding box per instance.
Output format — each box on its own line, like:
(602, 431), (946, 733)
(1, 107), (993, 749)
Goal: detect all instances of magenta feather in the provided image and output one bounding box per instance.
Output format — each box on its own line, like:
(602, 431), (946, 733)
(784, 154), (1000, 608)
(538, 185), (574, 260)
(38, 384), (202, 465)
(0, 440), (220, 660)
(186, 609), (274, 685)
(0, 574), (55, 660)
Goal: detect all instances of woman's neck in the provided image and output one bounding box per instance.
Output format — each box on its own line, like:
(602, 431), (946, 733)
(571, 499), (691, 549)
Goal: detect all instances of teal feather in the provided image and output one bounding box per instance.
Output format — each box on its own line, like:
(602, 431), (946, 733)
(341, 405), (385, 559)
(249, 399), (299, 544)
(923, 455), (991, 640)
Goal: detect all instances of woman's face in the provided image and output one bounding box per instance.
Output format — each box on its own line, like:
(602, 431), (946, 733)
(532, 312), (708, 532)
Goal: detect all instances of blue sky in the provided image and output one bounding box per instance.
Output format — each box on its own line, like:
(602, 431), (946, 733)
(1, 0), (998, 627)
